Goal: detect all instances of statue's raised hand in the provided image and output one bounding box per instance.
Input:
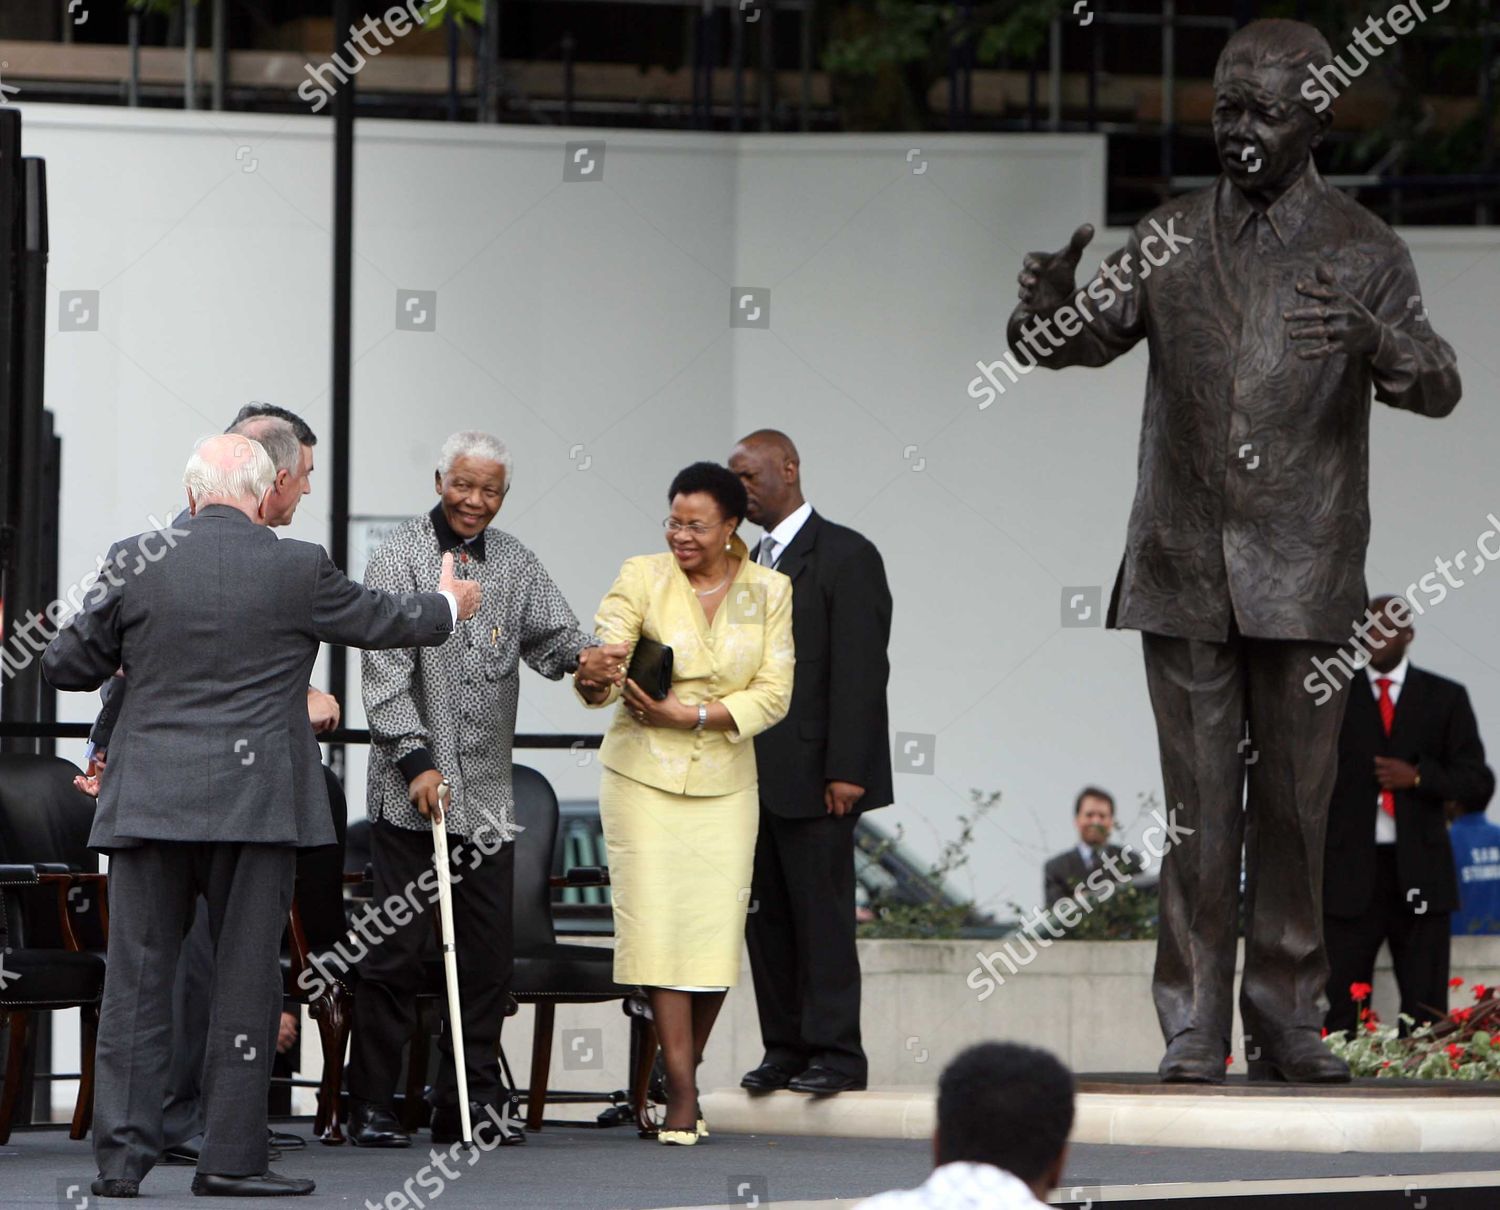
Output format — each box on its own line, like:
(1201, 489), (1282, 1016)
(1017, 224), (1095, 313)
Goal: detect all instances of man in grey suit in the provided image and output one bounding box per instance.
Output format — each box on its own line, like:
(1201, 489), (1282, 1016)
(43, 434), (478, 1198)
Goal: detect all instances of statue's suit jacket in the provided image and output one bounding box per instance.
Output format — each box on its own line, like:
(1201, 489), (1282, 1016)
(43, 504), (454, 851)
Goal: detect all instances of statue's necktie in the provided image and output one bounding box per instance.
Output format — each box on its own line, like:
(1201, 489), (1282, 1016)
(1376, 677), (1396, 817)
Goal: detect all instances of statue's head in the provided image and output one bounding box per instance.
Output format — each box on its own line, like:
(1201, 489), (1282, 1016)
(1212, 19), (1333, 200)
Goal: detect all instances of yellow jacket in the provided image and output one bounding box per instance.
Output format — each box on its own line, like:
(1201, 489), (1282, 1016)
(580, 535), (794, 796)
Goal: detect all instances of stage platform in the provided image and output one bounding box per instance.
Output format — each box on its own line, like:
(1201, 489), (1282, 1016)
(5, 1118), (1500, 1209)
(702, 1076), (1500, 1154)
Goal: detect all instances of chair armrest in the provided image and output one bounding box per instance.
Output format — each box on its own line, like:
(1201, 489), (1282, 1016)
(550, 866), (610, 888)
(36, 871), (108, 952)
(0, 865), (41, 886)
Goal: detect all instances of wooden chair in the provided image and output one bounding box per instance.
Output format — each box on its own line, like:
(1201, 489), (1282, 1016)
(507, 764), (657, 1135)
(0, 754), (109, 1142)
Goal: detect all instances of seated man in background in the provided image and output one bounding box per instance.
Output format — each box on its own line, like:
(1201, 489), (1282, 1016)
(1324, 595), (1495, 1035)
(859, 1041), (1074, 1209)
(1042, 786), (1145, 907)
(1451, 800), (1500, 935)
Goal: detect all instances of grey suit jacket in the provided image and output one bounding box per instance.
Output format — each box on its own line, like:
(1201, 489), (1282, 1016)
(42, 505), (454, 851)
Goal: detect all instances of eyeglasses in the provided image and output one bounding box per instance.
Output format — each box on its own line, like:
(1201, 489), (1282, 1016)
(662, 519), (721, 536)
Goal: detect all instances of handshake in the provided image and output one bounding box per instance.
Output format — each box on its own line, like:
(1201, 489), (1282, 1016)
(437, 550), (483, 622)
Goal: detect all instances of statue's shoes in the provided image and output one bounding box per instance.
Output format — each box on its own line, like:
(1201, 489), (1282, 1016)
(1158, 1031), (1229, 1084)
(1248, 1031), (1351, 1084)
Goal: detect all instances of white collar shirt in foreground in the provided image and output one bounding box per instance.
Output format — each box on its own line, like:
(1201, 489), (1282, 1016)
(857, 1162), (1052, 1209)
(757, 500), (814, 567)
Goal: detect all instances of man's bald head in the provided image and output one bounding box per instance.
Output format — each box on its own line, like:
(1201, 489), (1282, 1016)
(183, 434), (275, 521)
(728, 429), (805, 530)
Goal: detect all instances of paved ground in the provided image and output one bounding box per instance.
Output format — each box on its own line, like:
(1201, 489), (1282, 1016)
(4, 1123), (1500, 1208)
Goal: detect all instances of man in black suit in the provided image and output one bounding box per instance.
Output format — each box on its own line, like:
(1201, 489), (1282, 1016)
(728, 430), (893, 1096)
(1323, 595), (1494, 1036)
(43, 434), (474, 1198)
(1043, 787), (1146, 908)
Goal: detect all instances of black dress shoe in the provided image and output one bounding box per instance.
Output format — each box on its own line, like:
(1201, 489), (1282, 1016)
(1248, 1031), (1352, 1084)
(163, 1137), (280, 1166)
(347, 1100), (411, 1148)
(90, 1177), (139, 1198)
(161, 1134), (203, 1166)
(786, 1065), (867, 1094)
(1158, 1031), (1229, 1084)
(431, 1100), (526, 1146)
(269, 1128), (306, 1151)
(191, 1169), (314, 1197)
(739, 1062), (796, 1091)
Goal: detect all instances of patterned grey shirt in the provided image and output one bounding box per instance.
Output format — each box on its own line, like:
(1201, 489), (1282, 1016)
(362, 505), (595, 840)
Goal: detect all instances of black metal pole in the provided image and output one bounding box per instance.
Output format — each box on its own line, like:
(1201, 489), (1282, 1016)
(0, 110), (25, 755)
(15, 158), (48, 755)
(329, 0), (355, 780)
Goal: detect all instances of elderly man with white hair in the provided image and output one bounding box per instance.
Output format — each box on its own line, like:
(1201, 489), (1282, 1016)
(43, 433), (475, 1199)
(346, 430), (627, 1148)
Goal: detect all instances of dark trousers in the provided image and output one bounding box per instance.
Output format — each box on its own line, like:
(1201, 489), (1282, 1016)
(1324, 847), (1452, 1035)
(95, 842), (294, 1182)
(1142, 631), (1347, 1054)
(745, 808), (866, 1080)
(346, 820), (515, 1110)
(161, 901), (212, 1149)
(158, 766), (348, 1146)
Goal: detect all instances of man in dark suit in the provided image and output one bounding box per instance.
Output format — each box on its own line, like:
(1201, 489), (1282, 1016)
(1323, 595), (1494, 1036)
(43, 434), (475, 1199)
(728, 429), (892, 1096)
(1007, 20), (1461, 1082)
(1043, 787), (1146, 908)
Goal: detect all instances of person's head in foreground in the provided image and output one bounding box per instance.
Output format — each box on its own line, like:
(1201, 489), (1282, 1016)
(861, 1041), (1074, 1208)
(183, 433), (276, 521)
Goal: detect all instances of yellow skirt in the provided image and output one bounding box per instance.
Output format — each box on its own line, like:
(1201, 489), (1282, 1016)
(598, 765), (759, 988)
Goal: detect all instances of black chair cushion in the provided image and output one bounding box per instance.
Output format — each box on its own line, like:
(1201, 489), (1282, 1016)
(511, 942), (635, 999)
(0, 948), (104, 1010)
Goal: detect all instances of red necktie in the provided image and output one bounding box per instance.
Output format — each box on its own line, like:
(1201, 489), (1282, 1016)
(1376, 677), (1396, 817)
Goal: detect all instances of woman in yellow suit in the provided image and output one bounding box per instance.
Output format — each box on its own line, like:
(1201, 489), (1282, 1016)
(575, 462), (793, 1145)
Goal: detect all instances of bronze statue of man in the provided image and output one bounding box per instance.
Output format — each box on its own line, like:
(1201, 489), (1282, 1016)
(1009, 18), (1461, 1084)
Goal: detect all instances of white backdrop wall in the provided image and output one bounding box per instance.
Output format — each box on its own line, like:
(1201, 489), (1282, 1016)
(23, 103), (1500, 931)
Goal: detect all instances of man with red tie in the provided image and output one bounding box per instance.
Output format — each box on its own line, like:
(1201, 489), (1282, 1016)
(1323, 595), (1494, 1036)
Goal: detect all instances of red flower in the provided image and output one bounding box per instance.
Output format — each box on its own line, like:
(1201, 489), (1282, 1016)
(1445, 1043), (1464, 1059)
(1349, 982), (1373, 1002)
(1452, 1008), (1474, 1024)
(1225, 1056), (1233, 1068)
(1320, 1027), (1329, 1039)
(1451, 977), (1466, 990)
(1474, 985), (1490, 1002)
(1365, 1020), (1379, 1033)
(1382, 1060), (1392, 1068)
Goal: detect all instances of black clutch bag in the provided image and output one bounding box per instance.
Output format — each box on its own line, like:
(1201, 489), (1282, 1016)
(626, 636), (674, 701)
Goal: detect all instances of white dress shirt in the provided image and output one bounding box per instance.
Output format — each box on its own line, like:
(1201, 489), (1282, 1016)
(858, 1162), (1052, 1209)
(756, 500), (814, 569)
(1368, 656), (1409, 846)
